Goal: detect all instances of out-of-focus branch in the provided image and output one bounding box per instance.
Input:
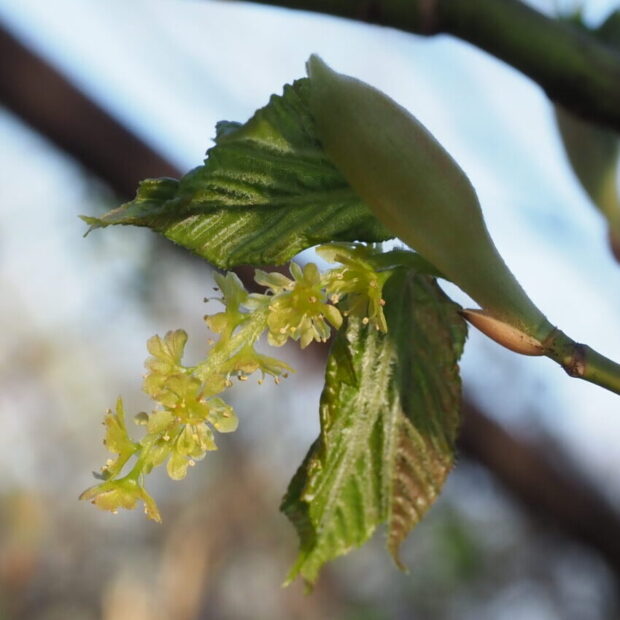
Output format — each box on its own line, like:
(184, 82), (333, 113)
(241, 0), (620, 132)
(459, 401), (620, 573)
(0, 25), (180, 197)
(3, 18), (620, 573)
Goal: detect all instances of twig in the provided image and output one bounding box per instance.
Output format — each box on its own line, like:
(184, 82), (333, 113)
(543, 328), (620, 395)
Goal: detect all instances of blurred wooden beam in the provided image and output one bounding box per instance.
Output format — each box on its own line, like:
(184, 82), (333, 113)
(459, 402), (620, 574)
(0, 24), (180, 197)
(2, 17), (620, 575)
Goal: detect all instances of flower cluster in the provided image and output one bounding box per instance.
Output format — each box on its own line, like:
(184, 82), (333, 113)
(318, 244), (390, 333)
(81, 244), (391, 521)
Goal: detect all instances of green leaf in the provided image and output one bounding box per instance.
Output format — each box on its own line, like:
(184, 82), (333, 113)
(82, 79), (391, 268)
(281, 269), (467, 585)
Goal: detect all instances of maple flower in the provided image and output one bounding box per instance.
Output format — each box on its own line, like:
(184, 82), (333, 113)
(204, 271), (250, 340)
(80, 475), (161, 522)
(318, 244), (390, 332)
(223, 343), (294, 382)
(254, 262), (342, 348)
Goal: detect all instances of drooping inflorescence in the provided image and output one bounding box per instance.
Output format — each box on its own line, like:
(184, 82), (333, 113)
(80, 243), (391, 521)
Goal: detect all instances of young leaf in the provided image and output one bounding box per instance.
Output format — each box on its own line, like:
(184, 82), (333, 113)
(82, 79), (391, 268)
(282, 269), (467, 585)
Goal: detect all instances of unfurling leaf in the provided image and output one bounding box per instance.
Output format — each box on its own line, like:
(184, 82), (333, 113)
(282, 268), (467, 585)
(81, 79), (391, 268)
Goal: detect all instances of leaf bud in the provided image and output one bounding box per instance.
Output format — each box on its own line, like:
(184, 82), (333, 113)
(306, 55), (553, 342)
(461, 309), (543, 356)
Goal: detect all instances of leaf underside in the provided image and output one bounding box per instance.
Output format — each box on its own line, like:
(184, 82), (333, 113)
(82, 79), (391, 268)
(282, 268), (467, 585)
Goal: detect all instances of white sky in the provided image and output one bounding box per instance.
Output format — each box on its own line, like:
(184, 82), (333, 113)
(1, 0), (620, 493)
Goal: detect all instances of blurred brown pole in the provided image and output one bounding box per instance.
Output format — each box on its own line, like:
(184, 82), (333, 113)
(460, 402), (620, 574)
(2, 20), (620, 574)
(0, 23), (181, 197)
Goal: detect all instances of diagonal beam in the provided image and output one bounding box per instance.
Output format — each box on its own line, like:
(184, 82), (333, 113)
(459, 401), (620, 573)
(0, 24), (180, 197)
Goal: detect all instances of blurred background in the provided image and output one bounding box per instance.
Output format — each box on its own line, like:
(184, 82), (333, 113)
(1, 0), (620, 618)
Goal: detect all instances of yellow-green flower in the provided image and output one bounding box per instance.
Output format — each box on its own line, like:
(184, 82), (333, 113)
(143, 330), (188, 401)
(100, 398), (139, 479)
(255, 262), (342, 348)
(223, 343), (294, 381)
(204, 272), (249, 340)
(80, 476), (161, 522)
(318, 244), (390, 332)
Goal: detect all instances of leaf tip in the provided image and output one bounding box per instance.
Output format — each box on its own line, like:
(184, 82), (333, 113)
(79, 214), (106, 237)
(387, 540), (410, 574)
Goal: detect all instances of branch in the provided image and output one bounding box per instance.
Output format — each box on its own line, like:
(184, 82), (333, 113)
(0, 26), (179, 197)
(459, 401), (620, 575)
(241, 0), (620, 132)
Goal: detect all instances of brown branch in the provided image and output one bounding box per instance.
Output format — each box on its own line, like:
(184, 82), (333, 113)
(0, 25), (180, 197)
(242, 0), (620, 132)
(3, 18), (620, 573)
(459, 401), (620, 574)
